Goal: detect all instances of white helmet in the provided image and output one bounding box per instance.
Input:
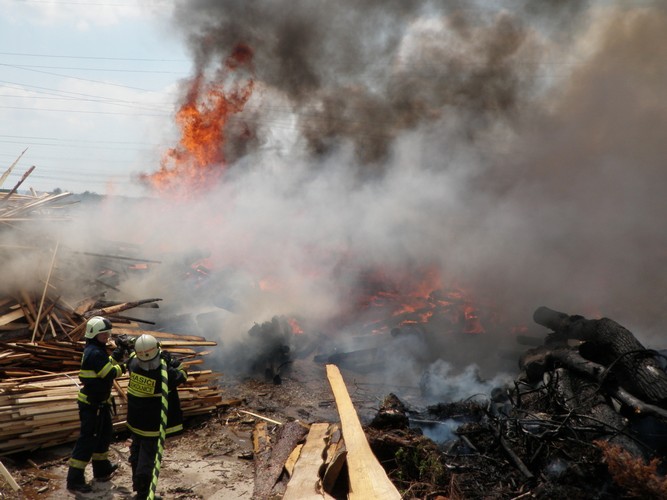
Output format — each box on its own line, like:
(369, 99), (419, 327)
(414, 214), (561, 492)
(134, 334), (160, 361)
(85, 316), (112, 339)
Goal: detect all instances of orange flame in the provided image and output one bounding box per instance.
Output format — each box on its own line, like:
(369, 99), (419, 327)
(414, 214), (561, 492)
(350, 266), (491, 335)
(288, 318), (304, 335)
(141, 43), (255, 197)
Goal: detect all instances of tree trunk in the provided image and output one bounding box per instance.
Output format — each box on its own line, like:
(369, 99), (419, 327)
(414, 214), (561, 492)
(533, 307), (667, 407)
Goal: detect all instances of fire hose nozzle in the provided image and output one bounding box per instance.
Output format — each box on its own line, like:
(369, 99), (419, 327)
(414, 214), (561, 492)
(114, 334), (135, 352)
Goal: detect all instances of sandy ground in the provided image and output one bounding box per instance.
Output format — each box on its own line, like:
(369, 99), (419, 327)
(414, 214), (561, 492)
(1, 415), (257, 500)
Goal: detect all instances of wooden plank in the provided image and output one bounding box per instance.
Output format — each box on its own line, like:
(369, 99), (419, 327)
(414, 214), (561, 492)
(111, 327), (207, 341)
(325, 364), (401, 500)
(238, 409), (282, 426)
(159, 340), (217, 347)
(0, 458), (21, 491)
(322, 426), (346, 494)
(283, 423), (334, 500)
(284, 443), (303, 477)
(253, 421), (268, 455)
(0, 308), (25, 327)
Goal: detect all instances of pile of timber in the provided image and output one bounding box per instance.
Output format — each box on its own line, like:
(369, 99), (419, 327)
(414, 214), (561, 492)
(0, 287), (165, 348)
(0, 295), (226, 456)
(0, 155), (231, 456)
(0, 366), (221, 456)
(0, 190), (74, 224)
(0, 150), (75, 225)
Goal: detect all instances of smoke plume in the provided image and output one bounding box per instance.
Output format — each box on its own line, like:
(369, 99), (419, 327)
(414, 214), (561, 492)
(8, 1), (667, 394)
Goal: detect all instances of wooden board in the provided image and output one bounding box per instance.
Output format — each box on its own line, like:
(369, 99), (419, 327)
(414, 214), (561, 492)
(283, 423), (333, 500)
(0, 459), (21, 491)
(325, 364), (401, 500)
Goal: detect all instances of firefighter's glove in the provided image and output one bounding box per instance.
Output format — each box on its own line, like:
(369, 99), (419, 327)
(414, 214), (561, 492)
(161, 350), (182, 369)
(111, 347), (125, 362)
(160, 350), (173, 364)
(115, 334), (134, 353)
(119, 363), (127, 374)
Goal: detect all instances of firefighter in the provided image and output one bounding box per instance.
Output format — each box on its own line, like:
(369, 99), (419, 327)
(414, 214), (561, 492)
(66, 316), (126, 492)
(126, 333), (187, 500)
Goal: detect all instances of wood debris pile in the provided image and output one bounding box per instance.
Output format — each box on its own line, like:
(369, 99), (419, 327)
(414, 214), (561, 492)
(241, 307), (667, 499)
(0, 292), (227, 457)
(0, 155), (75, 226)
(0, 177), (227, 457)
(361, 307), (667, 499)
(0, 293), (227, 456)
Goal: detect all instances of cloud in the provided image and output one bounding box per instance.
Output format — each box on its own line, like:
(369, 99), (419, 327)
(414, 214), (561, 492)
(0, 0), (171, 29)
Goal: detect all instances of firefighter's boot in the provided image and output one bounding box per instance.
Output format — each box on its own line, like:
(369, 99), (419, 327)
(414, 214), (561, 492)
(93, 459), (119, 481)
(66, 466), (92, 493)
(134, 474), (162, 500)
(130, 457), (139, 491)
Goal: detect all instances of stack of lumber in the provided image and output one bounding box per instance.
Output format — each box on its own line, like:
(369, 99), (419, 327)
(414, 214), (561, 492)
(0, 366), (223, 456)
(0, 300), (227, 456)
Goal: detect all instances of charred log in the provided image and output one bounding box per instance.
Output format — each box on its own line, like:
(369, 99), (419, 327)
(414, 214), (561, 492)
(369, 393), (410, 430)
(521, 346), (667, 423)
(252, 421), (308, 500)
(533, 306), (667, 406)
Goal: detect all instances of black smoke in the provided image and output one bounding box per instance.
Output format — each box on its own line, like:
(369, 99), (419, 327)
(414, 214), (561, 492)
(125, 1), (667, 384)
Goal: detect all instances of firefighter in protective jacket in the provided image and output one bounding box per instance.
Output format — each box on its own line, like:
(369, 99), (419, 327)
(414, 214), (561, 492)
(66, 316), (125, 492)
(126, 333), (187, 500)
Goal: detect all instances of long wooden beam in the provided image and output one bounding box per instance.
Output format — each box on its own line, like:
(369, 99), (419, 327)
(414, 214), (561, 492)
(325, 364), (401, 500)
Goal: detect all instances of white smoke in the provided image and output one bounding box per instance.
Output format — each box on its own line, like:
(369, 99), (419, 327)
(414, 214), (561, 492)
(8, 1), (667, 391)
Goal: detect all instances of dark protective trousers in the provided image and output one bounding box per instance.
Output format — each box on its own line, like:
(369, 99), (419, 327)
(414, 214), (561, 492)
(69, 402), (114, 476)
(129, 433), (159, 497)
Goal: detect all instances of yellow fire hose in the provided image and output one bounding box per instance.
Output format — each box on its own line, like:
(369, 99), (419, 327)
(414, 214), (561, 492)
(148, 357), (168, 500)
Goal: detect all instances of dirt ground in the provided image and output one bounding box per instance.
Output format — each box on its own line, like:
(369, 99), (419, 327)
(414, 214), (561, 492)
(0, 359), (385, 500)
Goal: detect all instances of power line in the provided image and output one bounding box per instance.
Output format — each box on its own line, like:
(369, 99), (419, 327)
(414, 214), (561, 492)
(0, 51), (185, 62)
(0, 139), (156, 151)
(0, 105), (169, 116)
(0, 63), (166, 93)
(0, 93), (172, 114)
(5, 64), (184, 74)
(0, 93), (173, 113)
(0, 134), (158, 146)
(0, 80), (176, 107)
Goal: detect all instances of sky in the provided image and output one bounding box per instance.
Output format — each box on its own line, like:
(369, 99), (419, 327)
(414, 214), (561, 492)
(2, 0), (667, 390)
(0, 0), (188, 195)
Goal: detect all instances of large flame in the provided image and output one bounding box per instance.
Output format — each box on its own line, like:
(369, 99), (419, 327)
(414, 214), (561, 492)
(141, 44), (255, 197)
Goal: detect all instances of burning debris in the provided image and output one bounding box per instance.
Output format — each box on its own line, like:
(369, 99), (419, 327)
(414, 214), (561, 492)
(245, 316), (293, 385)
(355, 306), (667, 499)
(221, 315), (315, 385)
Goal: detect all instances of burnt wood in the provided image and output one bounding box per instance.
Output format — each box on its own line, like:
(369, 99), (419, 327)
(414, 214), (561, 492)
(252, 421), (309, 500)
(533, 307), (667, 406)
